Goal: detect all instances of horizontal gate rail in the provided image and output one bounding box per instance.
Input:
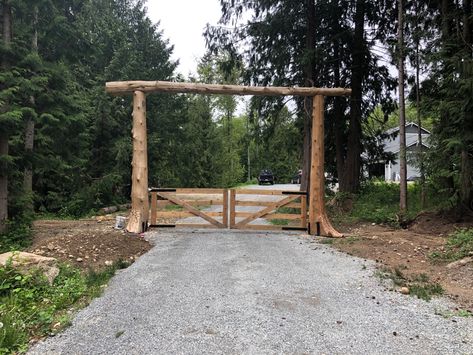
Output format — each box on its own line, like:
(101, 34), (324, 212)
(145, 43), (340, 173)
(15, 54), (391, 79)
(149, 188), (228, 229)
(230, 189), (307, 231)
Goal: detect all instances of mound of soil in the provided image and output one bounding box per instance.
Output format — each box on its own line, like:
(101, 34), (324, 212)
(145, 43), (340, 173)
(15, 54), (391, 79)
(28, 219), (152, 270)
(408, 211), (473, 235)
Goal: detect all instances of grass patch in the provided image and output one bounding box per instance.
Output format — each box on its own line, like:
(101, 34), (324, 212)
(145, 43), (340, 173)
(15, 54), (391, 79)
(164, 204), (184, 211)
(429, 228), (473, 262)
(375, 267), (443, 301)
(339, 236), (359, 245)
(319, 238), (334, 245)
(409, 283), (444, 301)
(270, 219), (289, 226)
(330, 180), (450, 226)
(277, 206), (300, 214)
(435, 308), (473, 318)
(232, 179), (258, 188)
(0, 259), (130, 354)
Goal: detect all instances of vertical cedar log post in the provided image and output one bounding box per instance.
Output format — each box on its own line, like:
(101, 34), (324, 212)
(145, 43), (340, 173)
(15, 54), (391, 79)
(126, 91), (149, 233)
(308, 95), (343, 237)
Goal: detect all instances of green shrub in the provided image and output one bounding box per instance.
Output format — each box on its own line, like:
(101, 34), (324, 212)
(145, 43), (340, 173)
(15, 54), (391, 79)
(430, 228), (473, 261)
(0, 260), (129, 354)
(340, 180), (450, 225)
(0, 221), (33, 254)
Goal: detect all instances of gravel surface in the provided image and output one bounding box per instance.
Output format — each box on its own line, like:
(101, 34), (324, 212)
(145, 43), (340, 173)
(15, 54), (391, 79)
(29, 229), (473, 354)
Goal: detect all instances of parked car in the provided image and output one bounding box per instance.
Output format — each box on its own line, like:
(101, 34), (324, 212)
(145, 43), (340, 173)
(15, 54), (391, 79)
(258, 169), (274, 185)
(291, 169), (302, 184)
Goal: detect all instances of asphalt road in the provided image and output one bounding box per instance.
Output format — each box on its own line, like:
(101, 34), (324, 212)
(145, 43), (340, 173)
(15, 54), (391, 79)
(30, 228), (473, 354)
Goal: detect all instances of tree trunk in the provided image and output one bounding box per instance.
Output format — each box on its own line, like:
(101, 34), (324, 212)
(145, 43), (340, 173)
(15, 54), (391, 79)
(459, 0), (472, 212)
(333, 4), (345, 184)
(398, 0), (408, 213)
(126, 91), (149, 233)
(460, 149), (473, 211)
(24, 5), (38, 211)
(301, 108), (312, 192)
(340, 0), (364, 193)
(415, 1), (426, 209)
(0, 134), (8, 233)
(301, 0), (317, 193)
(308, 95), (342, 237)
(0, 0), (12, 233)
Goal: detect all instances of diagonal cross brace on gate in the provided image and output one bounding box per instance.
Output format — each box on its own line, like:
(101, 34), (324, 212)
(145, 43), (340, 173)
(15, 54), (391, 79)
(148, 188), (228, 229)
(157, 192), (225, 228)
(229, 189), (307, 231)
(233, 195), (298, 228)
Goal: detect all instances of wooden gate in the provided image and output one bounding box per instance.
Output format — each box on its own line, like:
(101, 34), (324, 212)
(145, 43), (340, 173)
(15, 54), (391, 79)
(149, 188), (228, 229)
(229, 189), (307, 231)
(148, 188), (308, 232)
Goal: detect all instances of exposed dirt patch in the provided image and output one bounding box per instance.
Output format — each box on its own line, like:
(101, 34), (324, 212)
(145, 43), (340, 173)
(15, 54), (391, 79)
(28, 218), (152, 270)
(332, 221), (473, 311)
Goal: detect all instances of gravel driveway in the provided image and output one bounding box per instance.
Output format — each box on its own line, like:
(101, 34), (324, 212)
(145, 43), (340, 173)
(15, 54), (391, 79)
(29, 228), (473, 354)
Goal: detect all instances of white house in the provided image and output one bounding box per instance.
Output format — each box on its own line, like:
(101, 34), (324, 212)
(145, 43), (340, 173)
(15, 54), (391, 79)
(383, 122), (430, 182)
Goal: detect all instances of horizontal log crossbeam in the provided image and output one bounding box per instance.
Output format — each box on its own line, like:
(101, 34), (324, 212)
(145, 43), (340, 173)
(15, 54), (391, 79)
(106, 81), (351, 97)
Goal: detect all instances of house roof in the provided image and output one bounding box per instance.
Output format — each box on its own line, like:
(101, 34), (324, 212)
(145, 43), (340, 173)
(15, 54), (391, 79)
(385, 122), (431, 136)
(382, 122), (431, 154)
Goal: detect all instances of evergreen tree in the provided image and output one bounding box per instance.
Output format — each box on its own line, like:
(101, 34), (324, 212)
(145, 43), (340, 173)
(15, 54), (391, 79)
(206, 0), (396, 193)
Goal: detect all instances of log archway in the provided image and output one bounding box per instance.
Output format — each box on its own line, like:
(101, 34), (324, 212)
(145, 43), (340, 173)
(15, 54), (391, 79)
(105, 80), (351, 237)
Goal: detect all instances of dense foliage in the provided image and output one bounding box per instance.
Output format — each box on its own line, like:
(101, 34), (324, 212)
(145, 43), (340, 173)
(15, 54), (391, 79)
(0, 0), (472, 237)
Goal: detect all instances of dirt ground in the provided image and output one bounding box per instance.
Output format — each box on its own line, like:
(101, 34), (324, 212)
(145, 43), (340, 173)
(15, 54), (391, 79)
(333, 211), (473, 311)
(27, 210), (473, 312)
(28, 217), (152, 270)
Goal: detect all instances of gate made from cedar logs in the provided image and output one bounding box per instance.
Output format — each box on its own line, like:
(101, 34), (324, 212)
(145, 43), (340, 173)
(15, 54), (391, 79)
(105, 80), (352, 237)
(148, 187), (307, 232)
(229, 189), (307, 231)
(149, 188), (228, 229)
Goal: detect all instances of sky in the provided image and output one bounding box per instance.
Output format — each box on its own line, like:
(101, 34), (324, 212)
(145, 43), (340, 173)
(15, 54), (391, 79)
(145, 0), (222, 77)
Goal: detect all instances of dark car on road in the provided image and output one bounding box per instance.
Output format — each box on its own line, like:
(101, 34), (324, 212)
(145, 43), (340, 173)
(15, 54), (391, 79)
(258, 169), (274, 185)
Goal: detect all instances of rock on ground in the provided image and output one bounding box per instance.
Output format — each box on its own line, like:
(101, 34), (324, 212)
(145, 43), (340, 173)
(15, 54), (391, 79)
(0, 251), (59, 284)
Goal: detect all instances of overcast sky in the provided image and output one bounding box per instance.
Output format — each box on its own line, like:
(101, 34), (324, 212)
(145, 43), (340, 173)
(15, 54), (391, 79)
(145, 0), (222, 77)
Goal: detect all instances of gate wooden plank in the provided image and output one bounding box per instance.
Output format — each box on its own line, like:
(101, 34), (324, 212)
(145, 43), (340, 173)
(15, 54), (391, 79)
(236, 189), (284, 195)
(234, 212), (301, 220)
(175, 223), (217, 229)
(175, 188), (224, 194)
(235, 201), (302, 208)
(230, 189), (236, 227)
(223, 189), (228, 227)
(234, 195), (298, 227)
(157, 199), (223, 207)
(301, 195), (307, 229)
(158, 192), (224, 228)
(150, 192), (157, 225)
(156, 211), (223, 218)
